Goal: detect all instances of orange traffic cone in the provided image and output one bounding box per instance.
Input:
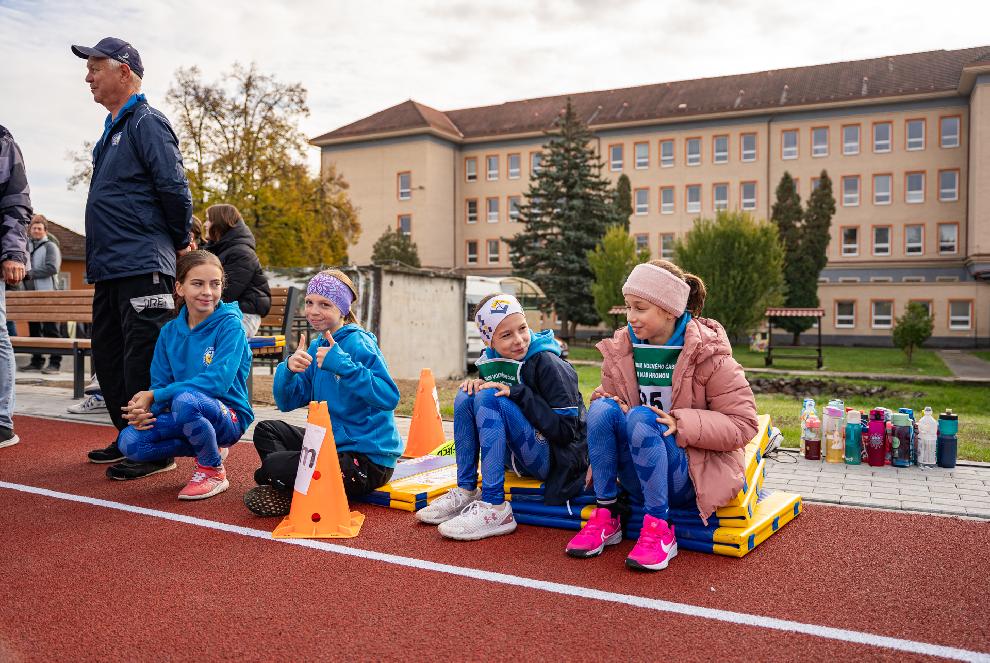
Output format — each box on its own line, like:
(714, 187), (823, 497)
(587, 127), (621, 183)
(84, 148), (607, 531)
(272, 401), (365, 539)
(403, 368), (446, 458)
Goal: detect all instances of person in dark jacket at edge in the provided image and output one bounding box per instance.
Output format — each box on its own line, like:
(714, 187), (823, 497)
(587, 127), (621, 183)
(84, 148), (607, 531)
(22, 215), (63, 374)
(203, 204), (271, 336)
(71, 37), (194, 480)
(0, 125), (32, 449)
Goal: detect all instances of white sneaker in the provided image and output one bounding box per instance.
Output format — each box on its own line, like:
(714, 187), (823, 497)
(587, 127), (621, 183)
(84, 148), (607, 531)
(67, 394), (106, 414)
(416, 486), (481, 525)
(438, 500), (517, 541)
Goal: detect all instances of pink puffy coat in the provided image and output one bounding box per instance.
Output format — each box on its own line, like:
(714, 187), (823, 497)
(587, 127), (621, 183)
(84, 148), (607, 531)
(596, 317), (758, 523)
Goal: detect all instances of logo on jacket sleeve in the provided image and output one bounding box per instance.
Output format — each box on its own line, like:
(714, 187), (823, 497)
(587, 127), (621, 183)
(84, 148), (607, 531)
(203, 346), (215, 366)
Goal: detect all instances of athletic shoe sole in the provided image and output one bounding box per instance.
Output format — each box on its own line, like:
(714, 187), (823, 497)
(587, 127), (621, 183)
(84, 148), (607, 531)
(88, 447), (125, 464)
(439, 519), (517, 541)
(0, 435), (20, 449)
(178, 478), (230, 501)
(565, 529), (623, 559)
(106, 460), (178, 480)
(625, 544), (677, 572)
(243, 486), (293, 517)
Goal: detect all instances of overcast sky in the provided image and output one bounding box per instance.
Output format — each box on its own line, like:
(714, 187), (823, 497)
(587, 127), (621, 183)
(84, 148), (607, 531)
(2, 0), (988, 234)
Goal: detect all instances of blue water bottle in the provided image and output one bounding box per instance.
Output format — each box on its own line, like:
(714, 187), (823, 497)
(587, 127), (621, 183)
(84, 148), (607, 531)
(936, 409), (958, 469)
(898, 408), (916, 465)
(844, 410), (862, 465)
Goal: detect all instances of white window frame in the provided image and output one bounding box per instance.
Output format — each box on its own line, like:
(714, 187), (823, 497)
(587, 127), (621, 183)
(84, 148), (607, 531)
(871, 301), (893, 329)
(872, 226), (891, 256)
(905, 225), (923, 255)
(906, 120), (925, 151)
(465, 158), (477, 182)
(660, 187), (674, 214)
(906, 173), (925, 204)
(841, 227), (859, 256)
(713, 183), (728, 211)
(609, 144), (623, 171)
(466, 241), (478, 265)
(949, 301), (972, 330)
(842, 176), (860, 207)
(508, 196), (520, 222)
(938, 223), (958, 255)
(398, 214), (411, 236)
(530, 152), (542, 175)
(486, 155), (499, 181)
(940, 116), (960, 148)
(782, 130), (798, 159)
(397, 172), (411, 200)
(741, 133), (757, 162)
(507, 154), (521, 179)
(660, 140), (674, 167)
(686, 185), (701, 214)
(873, 174), (891, 205)
(842, 125), (860, 155)
(873, 123), (891, 153)
(939, 170), (959, 202)
(634, 188), (649, 215)
(486, 197), (499, 223)
(741, 182), (756, 210)
(686, 138), (701, 166)
(634, 234), (649, 254)
(487, 239), (500, 264)
(466, 199), (478, 224)
(634, 142), (649, 169)
(835, 301), (855, 328)
(812, 127), (828, 157)
(713, 135), (728, 164)
(660, 233), (675, 259)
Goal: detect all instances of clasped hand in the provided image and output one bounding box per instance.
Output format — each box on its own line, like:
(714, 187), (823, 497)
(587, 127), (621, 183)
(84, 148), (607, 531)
(590, 385), (676, 436)
(458, 377), (510, 397)
(122, 390), (156, 430)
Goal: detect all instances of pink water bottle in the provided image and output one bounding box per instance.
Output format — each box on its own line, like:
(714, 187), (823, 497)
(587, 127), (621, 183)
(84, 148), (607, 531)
(867, 409), (886, 467)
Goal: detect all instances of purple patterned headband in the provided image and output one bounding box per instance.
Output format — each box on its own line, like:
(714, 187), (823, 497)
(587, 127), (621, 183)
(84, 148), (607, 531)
(307, 272), (354, 317)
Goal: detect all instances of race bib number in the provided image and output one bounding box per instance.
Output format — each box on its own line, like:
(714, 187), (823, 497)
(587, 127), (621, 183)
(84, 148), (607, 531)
(632, 343), (682, 412)
(475, 357), (523, 386)
(293, 423), (327, 496)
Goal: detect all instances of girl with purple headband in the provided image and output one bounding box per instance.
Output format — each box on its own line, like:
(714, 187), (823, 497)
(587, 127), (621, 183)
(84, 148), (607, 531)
(243, 269), (402, 517)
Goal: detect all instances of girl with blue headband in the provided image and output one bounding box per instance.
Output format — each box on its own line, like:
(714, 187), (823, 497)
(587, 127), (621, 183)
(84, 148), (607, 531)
(243, 269), (402, 517)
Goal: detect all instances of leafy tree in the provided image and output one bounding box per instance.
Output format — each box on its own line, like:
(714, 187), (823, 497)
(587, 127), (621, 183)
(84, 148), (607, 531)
(506, 98), (622, 340)
(588, 226), (650, 326)
(892, 302), (934, 364)
(675, 211), (785, 342)
(614, 173), (632, 232)
(371, 227), (422, 268)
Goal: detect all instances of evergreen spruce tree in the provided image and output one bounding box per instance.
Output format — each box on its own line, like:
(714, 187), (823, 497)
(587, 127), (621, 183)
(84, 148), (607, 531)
(614, 173), (632, 232)
(506, 98), (622, 339)
(371, 227), (421, 268)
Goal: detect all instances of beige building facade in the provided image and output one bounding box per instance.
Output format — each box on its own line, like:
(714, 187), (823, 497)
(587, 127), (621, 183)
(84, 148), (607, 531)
(314, 47), (990, 347)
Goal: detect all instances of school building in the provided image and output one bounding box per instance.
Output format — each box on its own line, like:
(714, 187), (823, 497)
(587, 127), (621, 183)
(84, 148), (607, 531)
(311, 46), (990, 347)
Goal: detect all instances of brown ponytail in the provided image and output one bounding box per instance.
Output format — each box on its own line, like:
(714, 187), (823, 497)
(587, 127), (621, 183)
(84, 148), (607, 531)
(317, 268), (360, 325)
(647, 259), (707, 316)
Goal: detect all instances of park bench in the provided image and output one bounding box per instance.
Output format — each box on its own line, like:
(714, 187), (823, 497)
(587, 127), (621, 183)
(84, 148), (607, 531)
(7, 287), (299, 399)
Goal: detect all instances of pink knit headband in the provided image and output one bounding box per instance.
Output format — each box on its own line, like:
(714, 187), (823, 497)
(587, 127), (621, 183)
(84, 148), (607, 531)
(622, 263), (690, 317)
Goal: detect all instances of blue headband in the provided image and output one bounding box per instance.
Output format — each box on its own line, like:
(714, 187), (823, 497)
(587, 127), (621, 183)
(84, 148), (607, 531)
(307, 272), (354, 317)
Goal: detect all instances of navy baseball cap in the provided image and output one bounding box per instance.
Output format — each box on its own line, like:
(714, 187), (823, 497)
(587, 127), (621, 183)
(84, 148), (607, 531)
(71, 37), (144, 78)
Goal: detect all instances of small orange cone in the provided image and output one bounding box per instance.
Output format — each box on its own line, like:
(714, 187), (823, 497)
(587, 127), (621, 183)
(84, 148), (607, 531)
(272, 401), (364, 539)
(403, 368), (446, 458)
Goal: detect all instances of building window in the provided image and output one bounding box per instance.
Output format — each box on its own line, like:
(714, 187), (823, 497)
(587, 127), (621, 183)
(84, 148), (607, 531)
(466, 240), (478, 265)
(465, 157), (477, 182)
(713, 183), (728, 211)
(841, 227), (858, 256)
(507, 153), (521, 179)
(466, 199), (478, 224)
(634, 188), (649, 215)
(842, 124), (860, 155)
(486, 155), (499, 181)
(741, 133), (757, 162)
(686, 184), (701, 214)
(811, 177), (821, 192)
(782, 129), (798, 159)
(659, 139), (674, 167)
(905, 224), (924, 255)
(634, 142), (649, 169)
(397, 214), (411, 237)
(713, 135), (729, 163)
(902, 276), (925, 284)
(835, 301), (855, 328)
(949, 300), (972, 330)
(906, 172), (925, 204)
(838, 277), (860, 283)
(940, 116), (960, 148)
(812, 127), (828, 157)
(873, 174), (891, 205)
(609, 144), (623, 171)
(938, 223), (958, 254)
(842, 175), (860, 207)
(486, 197), (499, 223)
(686, 138), (701, 166)
(741, 181), (757, 210)
(872, 226), (891, 256)
(906, 119), (925, 151)
(939, 169), (959, 202)
(660, 187), (674, 214)
(660, 233), (675, 259)
(508, 196), (521, 222)
(873, 122), (892, 153)
(397, 172), (411, 200)
(872, 301), (893, 329)
(634, 234), (649, 254)
(487, 239), (500, 264)
(870, 276), (893, 283)
(530, 152), (542, 175)
(910, 300), (933, 317)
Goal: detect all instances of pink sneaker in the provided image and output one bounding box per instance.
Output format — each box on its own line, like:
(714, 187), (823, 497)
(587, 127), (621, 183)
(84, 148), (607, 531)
(565, 507), (622, 558)
(625, 515), (677, 571)
(178, 463), (229, 501)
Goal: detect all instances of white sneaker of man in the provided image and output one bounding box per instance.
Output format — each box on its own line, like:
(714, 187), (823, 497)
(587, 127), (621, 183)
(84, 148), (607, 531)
(416, 486), (481, 525)
(67, 394), (106, 414)
(437, 500), (517, 541)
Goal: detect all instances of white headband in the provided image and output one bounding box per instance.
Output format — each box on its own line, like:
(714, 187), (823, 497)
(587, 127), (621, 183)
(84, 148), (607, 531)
(475, 294), (524, 345)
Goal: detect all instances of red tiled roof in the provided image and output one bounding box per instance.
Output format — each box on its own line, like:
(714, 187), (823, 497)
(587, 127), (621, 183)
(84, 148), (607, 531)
(312, 46), (990, 145)
(45, 220), (85, 261)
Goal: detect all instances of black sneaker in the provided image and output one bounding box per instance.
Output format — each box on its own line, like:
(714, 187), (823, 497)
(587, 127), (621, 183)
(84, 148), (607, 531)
(88, 441), (125, 463)
(106, 458), (177, 481)
(21, 363), (43, 372)
(243, 485), (293, 517)
(41, 365), (61, 375)
(0, 426), (19, 449)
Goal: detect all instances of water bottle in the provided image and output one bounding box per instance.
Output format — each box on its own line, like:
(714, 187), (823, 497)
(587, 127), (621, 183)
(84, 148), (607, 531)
(867, 409), (886, 467)
(803, 414), (821, 461)
(917, 407), (938, 468)
(844, 410), (862, 465)
(882, 408), (893, 465)
(823, 405), (845, 463)
(891, 412), (913, 468)
(899, 408), (916, 465)
(799, 399), (816, 456)
(937, 409), (959, 469)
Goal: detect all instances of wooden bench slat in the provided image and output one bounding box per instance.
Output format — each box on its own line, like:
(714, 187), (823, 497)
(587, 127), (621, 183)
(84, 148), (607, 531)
(10, 337), (92, 350)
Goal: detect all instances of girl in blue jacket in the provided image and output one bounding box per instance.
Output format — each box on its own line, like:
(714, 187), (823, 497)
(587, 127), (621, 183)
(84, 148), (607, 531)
(416, 293), (587, 541)
(243, 269), (402, 517)
(119, 250), (253, 501)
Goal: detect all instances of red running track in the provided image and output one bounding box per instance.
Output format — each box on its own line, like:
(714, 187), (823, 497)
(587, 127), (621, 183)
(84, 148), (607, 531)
(1, 415), (988, 662)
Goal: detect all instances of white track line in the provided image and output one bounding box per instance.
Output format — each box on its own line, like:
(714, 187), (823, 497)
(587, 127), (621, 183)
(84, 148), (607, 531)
(1, 480), (987, 662)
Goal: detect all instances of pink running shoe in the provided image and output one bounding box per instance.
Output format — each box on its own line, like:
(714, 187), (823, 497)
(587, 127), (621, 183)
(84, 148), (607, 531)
(178, 463), (229, 501)
(625, 514), (677, 571)
(565, 507), (622, 558)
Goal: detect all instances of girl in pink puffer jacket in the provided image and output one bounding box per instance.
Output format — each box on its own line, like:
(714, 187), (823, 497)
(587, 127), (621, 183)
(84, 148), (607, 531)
(565, 260), (758, 571)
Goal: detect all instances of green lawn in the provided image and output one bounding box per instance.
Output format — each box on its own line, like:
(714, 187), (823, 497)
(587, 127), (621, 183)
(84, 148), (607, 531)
(733, 346), (952, 377)
(970, 351), (990, 363)
(567, 345), (601, 362)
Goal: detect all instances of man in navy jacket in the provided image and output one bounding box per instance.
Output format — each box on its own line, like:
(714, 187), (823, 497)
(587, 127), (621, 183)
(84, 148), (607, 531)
(72, 37), (193, 479)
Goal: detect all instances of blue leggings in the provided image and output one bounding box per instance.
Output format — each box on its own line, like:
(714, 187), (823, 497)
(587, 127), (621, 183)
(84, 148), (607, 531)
(454, 388), (550, 505)
(118, 390), (242, 468)
(586, 398), (695, 520)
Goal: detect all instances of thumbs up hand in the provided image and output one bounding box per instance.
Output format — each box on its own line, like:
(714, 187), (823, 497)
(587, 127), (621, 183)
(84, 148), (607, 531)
(287, 333), (312, 373)
(316, 330), (334, 369)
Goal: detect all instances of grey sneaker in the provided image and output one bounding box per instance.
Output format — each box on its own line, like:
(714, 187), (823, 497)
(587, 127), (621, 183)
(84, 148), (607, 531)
(67, 394), (106, 414)
(41, 365), (61, 375)
(416, 486), (481, 525)
(438, 500), (517, 541)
